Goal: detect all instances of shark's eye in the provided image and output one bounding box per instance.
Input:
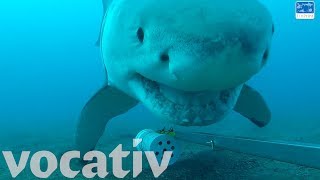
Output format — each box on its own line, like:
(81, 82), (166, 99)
(137, 27), (144, 43)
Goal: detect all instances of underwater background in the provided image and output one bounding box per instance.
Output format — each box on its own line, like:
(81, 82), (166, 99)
(0, 0), (320, 179)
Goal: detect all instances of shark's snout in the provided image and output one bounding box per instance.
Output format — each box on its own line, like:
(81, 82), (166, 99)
(141, 27), (272, 92)
(158, 29), (265, 62)
(130, 0), (274, 92)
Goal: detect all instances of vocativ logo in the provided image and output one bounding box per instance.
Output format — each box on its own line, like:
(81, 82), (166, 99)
(1, 139), (172, 178)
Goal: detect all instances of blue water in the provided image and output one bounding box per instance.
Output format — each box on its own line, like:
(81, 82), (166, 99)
(0, 0), (320, 178)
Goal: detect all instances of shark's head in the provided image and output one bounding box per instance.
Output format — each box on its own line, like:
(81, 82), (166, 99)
(101, 0), (274, 126)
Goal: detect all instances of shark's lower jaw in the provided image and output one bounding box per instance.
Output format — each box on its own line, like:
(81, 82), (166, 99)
(131, 74), (243, 126)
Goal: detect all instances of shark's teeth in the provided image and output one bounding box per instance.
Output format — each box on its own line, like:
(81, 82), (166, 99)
(159, 83), (218, 106)
(204, 115), (213, 121)
(171, 73), (178, 81)
(182, 119), (190, 123)
(179, 119), (191, 125)
(193, 116), (202, 125)
(135, 73), (242, 126)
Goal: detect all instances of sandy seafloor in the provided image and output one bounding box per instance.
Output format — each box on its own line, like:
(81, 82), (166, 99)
(1, 131), (320, 180)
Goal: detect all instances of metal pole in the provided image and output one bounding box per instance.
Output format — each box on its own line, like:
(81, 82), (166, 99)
(175, 131), (320, 170)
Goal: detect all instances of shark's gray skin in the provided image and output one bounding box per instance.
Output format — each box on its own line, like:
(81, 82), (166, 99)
(95, 0), (112, 46)
(76, 0), (274, 154)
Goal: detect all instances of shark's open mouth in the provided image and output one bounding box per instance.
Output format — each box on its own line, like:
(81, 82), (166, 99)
(132, 74), (242, 126)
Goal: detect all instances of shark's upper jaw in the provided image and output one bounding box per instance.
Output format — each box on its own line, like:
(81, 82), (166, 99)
(129, 73), (242, 126)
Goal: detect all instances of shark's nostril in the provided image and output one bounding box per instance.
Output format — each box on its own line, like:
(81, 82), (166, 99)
(160, 53), (170, 62)
(262, 48), (269, 66)
(272, 23), (275, 35)
(263, 49), (269, 60)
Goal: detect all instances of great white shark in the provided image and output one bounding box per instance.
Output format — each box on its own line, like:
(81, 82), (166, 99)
(76, 0), (274, 154)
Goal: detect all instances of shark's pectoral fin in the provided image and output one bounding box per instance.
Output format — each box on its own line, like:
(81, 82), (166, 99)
(234, 84), (271, 127)
(75, 85), (138, 154)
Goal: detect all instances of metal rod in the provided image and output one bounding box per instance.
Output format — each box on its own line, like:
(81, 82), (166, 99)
(175, 131), (320, 170)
